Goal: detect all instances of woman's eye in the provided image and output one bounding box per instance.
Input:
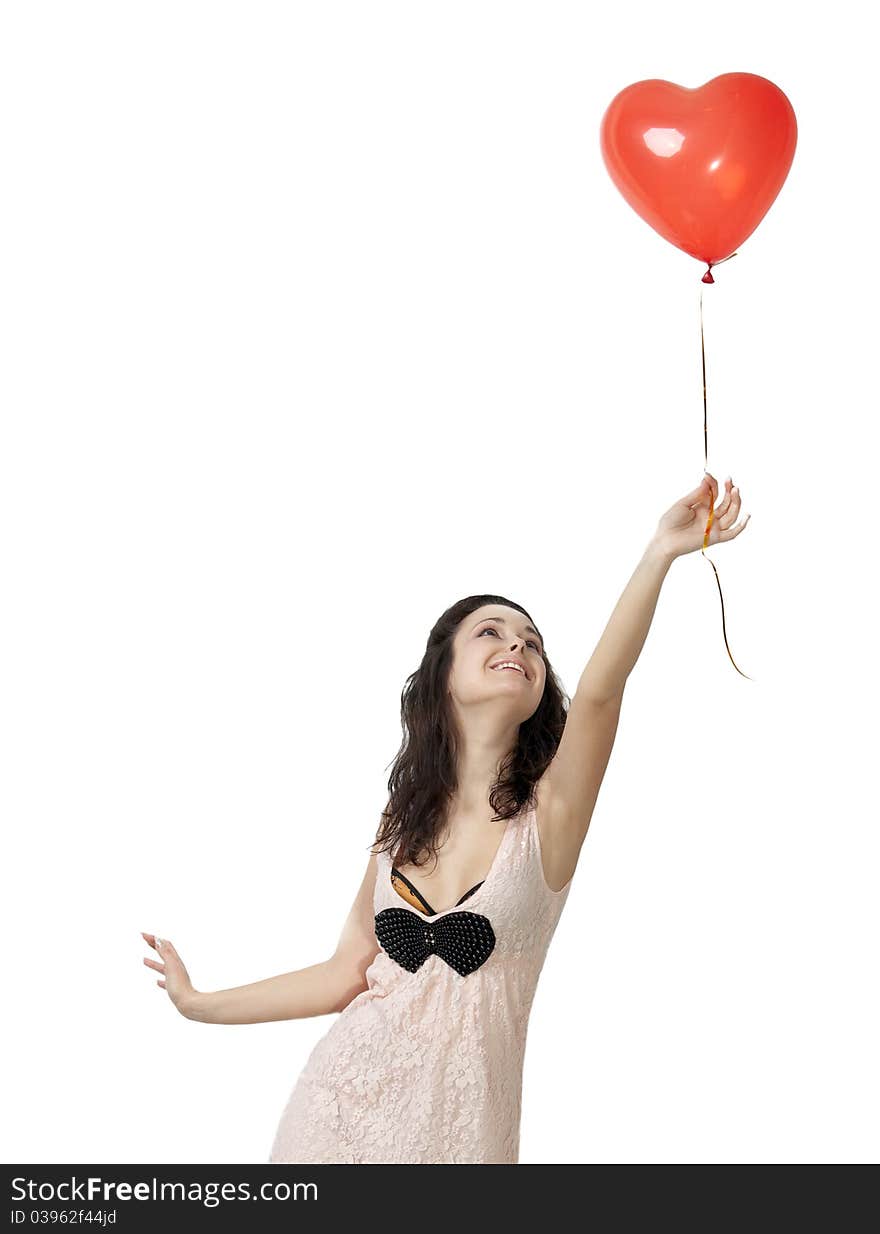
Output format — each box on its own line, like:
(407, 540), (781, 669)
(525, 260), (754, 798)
(480, 627), (542, 654)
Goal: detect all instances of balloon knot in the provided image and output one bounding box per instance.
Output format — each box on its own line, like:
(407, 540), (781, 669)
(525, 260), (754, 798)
(702, 266), (715, 284)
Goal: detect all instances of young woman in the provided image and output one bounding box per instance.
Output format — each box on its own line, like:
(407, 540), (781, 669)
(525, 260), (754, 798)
(142, 473), (748, 1164)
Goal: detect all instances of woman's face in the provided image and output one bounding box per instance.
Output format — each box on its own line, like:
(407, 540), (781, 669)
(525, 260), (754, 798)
(447, 604), (546, 716)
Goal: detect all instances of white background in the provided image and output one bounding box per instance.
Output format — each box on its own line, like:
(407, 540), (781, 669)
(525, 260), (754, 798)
(1, 1), (876, 1165)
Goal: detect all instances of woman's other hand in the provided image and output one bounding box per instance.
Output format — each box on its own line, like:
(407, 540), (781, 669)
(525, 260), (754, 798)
(141, 931), (200, 1019)
(653, 473), (751, 560)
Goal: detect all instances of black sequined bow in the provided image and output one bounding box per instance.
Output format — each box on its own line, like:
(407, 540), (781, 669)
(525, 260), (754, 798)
(374, 907), (496, 977)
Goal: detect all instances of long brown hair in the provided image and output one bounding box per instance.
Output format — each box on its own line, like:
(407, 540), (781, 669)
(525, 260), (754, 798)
(371, 594), (569, 871)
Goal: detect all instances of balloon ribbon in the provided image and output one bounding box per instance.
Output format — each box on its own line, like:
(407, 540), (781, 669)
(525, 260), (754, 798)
(699, 254), (754, 681)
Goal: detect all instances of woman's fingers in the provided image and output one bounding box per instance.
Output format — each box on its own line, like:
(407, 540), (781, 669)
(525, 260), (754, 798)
(715, 479), (750, 540)
(142, 932), (191, 1003)
(142, 931), (175, 958)
(684, 472), (719, 509)
(711, 478), (749, 534)
(684, 474), (713, 506)
(719, 512), (751, 541)
(718, 483), (743, 531)
(719, 477), (732, 510)
(714, 477), (734, 523)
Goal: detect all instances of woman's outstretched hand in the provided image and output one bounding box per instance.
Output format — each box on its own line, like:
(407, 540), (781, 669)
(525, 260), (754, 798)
(141, 931), (199, 1018)
(653, 472), (751, 561)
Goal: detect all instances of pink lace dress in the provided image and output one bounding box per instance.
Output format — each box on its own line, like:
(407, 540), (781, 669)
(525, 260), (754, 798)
(268, 800), (573, 1164)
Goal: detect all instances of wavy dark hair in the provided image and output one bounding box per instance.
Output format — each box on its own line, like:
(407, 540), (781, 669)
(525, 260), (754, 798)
(371, 594), (570, 871)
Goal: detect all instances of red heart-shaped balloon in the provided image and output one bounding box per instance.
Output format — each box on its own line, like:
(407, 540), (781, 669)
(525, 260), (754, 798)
(600, 72), (797, 269)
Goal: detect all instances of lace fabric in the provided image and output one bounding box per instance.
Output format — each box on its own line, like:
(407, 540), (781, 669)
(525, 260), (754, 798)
(268, 800), (572, 1164)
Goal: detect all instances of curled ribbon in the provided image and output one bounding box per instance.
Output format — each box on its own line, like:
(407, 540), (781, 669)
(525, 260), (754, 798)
(699, 253), (754, 682)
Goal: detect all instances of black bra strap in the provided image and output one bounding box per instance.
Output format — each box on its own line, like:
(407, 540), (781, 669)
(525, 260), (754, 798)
(456, 881), (483, 905)
(391, 868), (485, 916)
(391, 867), (436, 915)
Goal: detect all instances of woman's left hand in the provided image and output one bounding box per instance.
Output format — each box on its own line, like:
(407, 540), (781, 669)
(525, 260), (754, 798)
(653, 473), (751, 561)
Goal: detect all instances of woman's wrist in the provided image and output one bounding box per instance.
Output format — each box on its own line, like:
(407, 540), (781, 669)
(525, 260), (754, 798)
(177, 989), (212, 1022)
(646, 534), (678, 567)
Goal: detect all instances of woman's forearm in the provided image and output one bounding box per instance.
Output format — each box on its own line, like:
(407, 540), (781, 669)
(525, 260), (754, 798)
(183, 957), (364, 1025)
(577, 538), (675, 703)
